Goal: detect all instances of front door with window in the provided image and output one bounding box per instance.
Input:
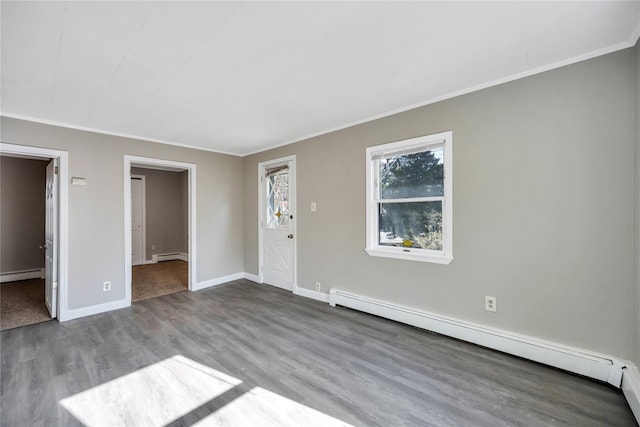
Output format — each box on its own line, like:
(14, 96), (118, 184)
(261, 162), (295, 290)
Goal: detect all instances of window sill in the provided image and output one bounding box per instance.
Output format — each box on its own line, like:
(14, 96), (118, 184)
(365, 247), (453, 264)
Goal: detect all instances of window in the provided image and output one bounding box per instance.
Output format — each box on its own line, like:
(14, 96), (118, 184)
(265, 165), (289, 229)
(365, 131), (453, 264)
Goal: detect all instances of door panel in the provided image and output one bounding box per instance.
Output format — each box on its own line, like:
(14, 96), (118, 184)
(131, 177), (144, 266)
(264, 234), (292, 289)
(45, 159), (57, 318)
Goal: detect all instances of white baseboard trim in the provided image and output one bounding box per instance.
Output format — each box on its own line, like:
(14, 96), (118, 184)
(294, 285), (330, 303)
(243, 272), (261, 283)
(329, 288), (626, 387)
(0, 268), (45, 283)
(193, 272), (244, 291)
(151, 252), (189, 264)
(622, 365), (640, 421)
(60, 298), (130, 322)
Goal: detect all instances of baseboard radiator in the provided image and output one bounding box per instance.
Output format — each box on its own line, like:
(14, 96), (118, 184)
(151, 252), (189, 263)
(0, 268), (45, 283)
(329, 289), (625, 387)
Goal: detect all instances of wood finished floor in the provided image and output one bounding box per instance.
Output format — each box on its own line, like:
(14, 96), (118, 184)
(0, 279), (636, 426)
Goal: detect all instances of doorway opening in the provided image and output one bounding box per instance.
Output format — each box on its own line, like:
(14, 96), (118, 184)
(258, 155), (296, 292)
(0, 156), (51, 330)
(124, 156), (196, 304)
(0, 143), (69, 326)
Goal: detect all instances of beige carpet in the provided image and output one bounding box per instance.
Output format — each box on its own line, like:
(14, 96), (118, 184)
(1, 279), (52, 331)
(132, 260), (188, 302)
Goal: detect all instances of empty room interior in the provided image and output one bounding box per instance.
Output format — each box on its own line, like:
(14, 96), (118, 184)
(1, 1), (640, 425)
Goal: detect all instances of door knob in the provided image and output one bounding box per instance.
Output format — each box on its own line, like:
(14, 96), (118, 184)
(287, 234), (294, 239)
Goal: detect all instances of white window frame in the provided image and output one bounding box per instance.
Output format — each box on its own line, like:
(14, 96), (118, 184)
(365, 131), (453, 264)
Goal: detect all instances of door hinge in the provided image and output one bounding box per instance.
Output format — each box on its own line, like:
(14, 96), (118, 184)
(54, 166), (59, 175)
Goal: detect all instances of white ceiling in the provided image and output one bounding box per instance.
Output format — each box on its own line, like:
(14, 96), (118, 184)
(2, 1), (639, 156)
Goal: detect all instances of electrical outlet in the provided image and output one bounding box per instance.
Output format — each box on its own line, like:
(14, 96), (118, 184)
(103, 281), (111, 292)
(485, 296), (496, 312)
(311, 202), (317, 212)
(151, 244), (156, 250)
(315, 282), (321, 292)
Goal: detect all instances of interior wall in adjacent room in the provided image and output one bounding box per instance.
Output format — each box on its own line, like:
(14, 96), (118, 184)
(0, 156), (48, 274)
(131, 167), (186, 260)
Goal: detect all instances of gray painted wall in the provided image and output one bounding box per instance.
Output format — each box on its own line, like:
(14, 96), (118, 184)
(635, 39), (640, 366)
(1, 117), (244, 310)
(0, 156), (48, 273)
(131, 167), (186, 260)
(244, 47), (637, 361)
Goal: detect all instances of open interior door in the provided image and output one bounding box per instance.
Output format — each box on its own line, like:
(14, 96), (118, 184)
(131, 176), (144, 266)
(44, 159), (58, 318)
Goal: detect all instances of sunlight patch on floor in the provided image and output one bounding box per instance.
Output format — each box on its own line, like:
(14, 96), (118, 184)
(59, 355), (352, 426)
(59, 355), (241, 426)
(193, 386), (353, 427)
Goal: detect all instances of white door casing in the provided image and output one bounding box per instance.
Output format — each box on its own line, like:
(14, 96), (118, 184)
(131, 176), (145, 266)
(259, 156), (296, 291)
(45, 159), (58, 318)
(1, 143), (68, 320)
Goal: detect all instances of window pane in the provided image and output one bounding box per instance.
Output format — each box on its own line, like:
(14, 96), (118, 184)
(380, 148), (444, 199)
(378, 201), (442, 250)
(266, 172), (289, 229)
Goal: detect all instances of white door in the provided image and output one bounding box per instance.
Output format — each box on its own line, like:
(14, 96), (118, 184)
(131, 177), (144, 266)
(44, 159), (57, 318)
(261, 162), (295, 290)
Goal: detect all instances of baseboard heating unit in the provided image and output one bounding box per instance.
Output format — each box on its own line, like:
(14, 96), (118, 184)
(0, 268), (45, 283)
(151, 253), (189, 264)
(328, 288), (626, 387)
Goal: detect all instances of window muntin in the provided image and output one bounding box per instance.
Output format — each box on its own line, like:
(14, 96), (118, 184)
(366, 131), (452, 264)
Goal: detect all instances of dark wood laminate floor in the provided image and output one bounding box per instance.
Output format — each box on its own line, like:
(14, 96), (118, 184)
(0, 280), (636, 426)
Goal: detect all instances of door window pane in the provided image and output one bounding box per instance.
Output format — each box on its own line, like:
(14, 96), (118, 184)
(266, 171), (289, 229)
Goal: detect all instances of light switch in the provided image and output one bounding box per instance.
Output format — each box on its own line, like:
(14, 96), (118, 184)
(71, 177), (86, 186)
(311, 202), (317, 212)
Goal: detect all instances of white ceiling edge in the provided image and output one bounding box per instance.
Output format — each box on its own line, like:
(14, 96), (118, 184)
(0, 112), (240, 157)
(2, 23), (639, 159)
(243, 32), (640, 157)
